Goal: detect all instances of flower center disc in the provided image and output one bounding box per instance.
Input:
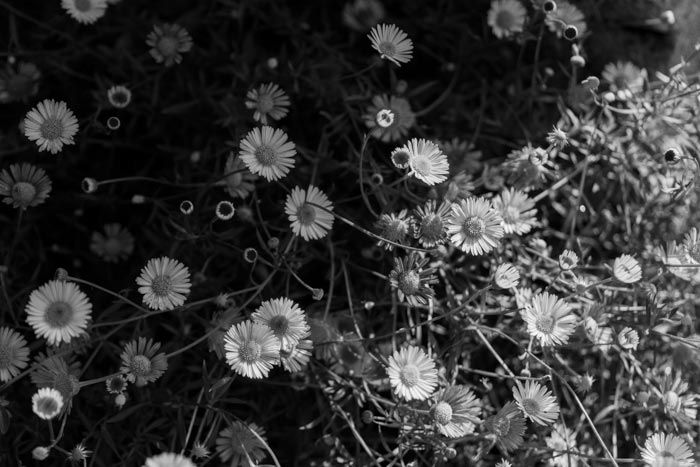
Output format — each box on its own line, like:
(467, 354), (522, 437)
(74, 0), (92, 12)
(535, 314), (555, 334)
(131, 355), (152, 376)
(495, 10), (515, 29)
(492, 417), (511, 437)
(255, 145), (277, 166)
(462, 216), (485, 239)
(257, 94), (274, 113)
(11, 182), (37, 206)
(268, 315), (290, 335)
(433, 402), (453, 425)
(45, 301), (74, 328)
(378, 41), (396, 57)
(240, 341), (262, 362)
(40, 118), (63, 140)
(37, 397), (60, 416)
(157, 36), (178, 56)
(413, 157), (431, 176)
(399, 364), (420, 387)
(298, 203), (317, 225)
(420, 215), (443, 241)
(397, 271), (420, 296)
(151, 275), (172, 297)
(0, 345), (12, 369)
(521, 398), (541, 416)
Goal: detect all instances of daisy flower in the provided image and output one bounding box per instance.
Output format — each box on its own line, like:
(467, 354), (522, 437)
(239, 126), (296, 181)
(640, 433), (694, 467)
(546, 423), (580, 467)
(215, 201), (235, 221)
(280, 337), (313, 373)
(493, 188), (537, 235)
(107, 85), (132, 109)
(223, 320), (281, 379)
(544, 0), (587, 38)
(0, 327), (30, 382)
(343, 0), (385, 32)
(660, 372), (698, 424)
(613, 254), (642, 283)
(105, 375), (128, 394)
(682, 227), (700, 263)
(601, 61), (646, 92)
(146, 24), (193, 66)
(388, 252), (438, 306)
(245, 83), (290, 125)
(494, 262), (520, 289)
(503, 145), (552, 191)
(0, 163), (52, 210)
(617, 327), (639, 350)
(513, 380), (560, 426)
(558, 249), (579, 271)
(391, 146), (411, 169)
(31, 387), (64, 420)
(222, 152), (258, 198)
(413, 200), (451, 248)
(375, 209), (412, 250)
(400, 138), (449, 185)
(25, 280), (92, 346)
(215, 421), (267, 467)
(487, 0), (527, 39)
(386, 345), (438, 401)
(521, 292), (576, 347)
(30, 355), (80, 404)
(0, 61), (41, 104)
(431, 385), (482, 438)
(484, 402), (526, 451)
(251, 297), (310, 352)
(446, 197), (504, 255)
(142, 452), (196, 467)
(368, 24), (413, 66)
(136, 257), (192, 311)
(120, 337), (168, 387)
(61, 0), (108, 24)
(90, 223), (135, 263)
(363, 94), (415, 142)
(284, 185), (335, 241)
(23, 99), (79, 154)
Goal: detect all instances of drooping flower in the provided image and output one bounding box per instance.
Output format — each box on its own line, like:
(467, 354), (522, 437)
(487, 0), (528, 39)
(388, 252), (438, 306)
(25, 280), (92, 346)
(446, 197), (504, 255)
(0, 327), (30, 382)
(0, 163), (52, 210)
(90, 223), (135, 263)
(494, 263), (520, 289)
(363, 94), (415, 142)
(284, 186), (335, 241)
(558, 249), (579, 271)
(375, 209), (412, 250)
(245, 83), (290, 125)
(430, 385), (482, 438)
(251, 297), (310, 352)
(401, 138), (449, 185)
(222, 152), (258, 198)
(142, 452), (196, 467)
(146, 24), (193, 66)
(484, 401), (526, 451)
(493, 188), (537, 235)
(215, 421), (267, 467)
(512, 380), (560, 426)
(224, 320), (280, 379)
(239, 126), (296, 181)
(107, 85), (132, 109)
(368, 24), (413, 66)
(136, 257), (192, 311)
(521, 292), (576, 347)
(386, 345), (438, 401)
(120, 337), (168, 387)
(31, 387), (64, 420)
(613, 254), (642, 283)
(23, 99), (79, 154)
(639, 433), (694, 467)
(61, 0), (108, 24)
(413, 200), (451, 248)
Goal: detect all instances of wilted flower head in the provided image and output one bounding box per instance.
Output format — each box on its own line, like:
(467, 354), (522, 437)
(494, 263), (520, 289)
(558, 249), (579, 271)
(617, 327), (639, 350)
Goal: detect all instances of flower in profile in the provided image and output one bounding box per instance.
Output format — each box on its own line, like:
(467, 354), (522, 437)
(142, 452), (196, 467)
(386, 345), (438, 401)
(558, 249), (578, 271)
(107, 85), (132, 109)
(0, 327), (30, 382)
(223, 152), (258, 198)
(0, 163), (52, 210)
(682, 227), (700, 263)
(399, 138), (449, 185)
(389, 252), (438, 306)
(544, 0), (587, 38)
(374, 209), (412, 250)
(0, 62), (41, 103)
(251, 297), (310, 352)
(25, 280), (92, 346)
(391, 147), (411, 169)
(280, 337), (313, 373)
(484, 402), (526, 451)
(493, 188), (537, 235)
(245, 83), (290, 125)
(90, 223), (135, 263)
(215, 421), (267, 467)
(368, 24), (413, 66)
(659, 371), (698, 424)
(513, 380), (560, 426)
(342, 0), (385, 32)
(68, 443), (92, 463)
(430, 385), (482, 438)
(31, 387), (64, 420)
(31, 355), (81, 404)
(224, 320), (280, 378)
(239, 126), (296, 181)
(136, 257), (192, 311)
(545, 423), (580, 467)
(105, 375), (128, 394)
(363, 94), (415, 142)
(120, 337), (168, 387)
(613, 254), (641, 283)
(24, 99), (79, 154)
(413, 200), (451, 248)
(61, 0), (108, 24)
(487, 0), (528, 39)
(617, 327), (639, 350)
(446, 197), (504, 255)
(494, 263), (519, 289)
(640, 433), (694, 467)
(146, 24), (193, 66)
(285, 185), (335, 241)
(521, 292), (576, 347)
(601, 61), (646, 93)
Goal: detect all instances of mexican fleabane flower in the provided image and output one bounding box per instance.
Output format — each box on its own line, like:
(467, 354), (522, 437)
(245, 83), (290, 125)
(285, 185), (334, 240)
(215, 421), (267, 467)
(484, 402), (526, 451)
(430, 385), (482, 438)
(401, 138), (449, 186)
(146, 24), (193, 66)
(521, 292), (576, 347)
(0, 327), (30, 382)
(251, 297), (310, 352)
(23, 99), (79, 154)
(492, 187), (537, 235)
(25, 280), (92, 346)
(363, 94), (415, 142)
(120, 337), (168, 387)
(446, 197), (504, 255)
(31, 387), (64, 420)
(512, 380), (560, 426)
(136, 257), (191, 311)
(368, 24), (413, 66)
(413, 200), (451, 248)
(0, 163), (52, 210)
(487, 0), (527, 39)
(239, 126), (296, 181)
(386, 345), (438, 401)
(388, 252), (438, 306)
(224, 320), (280, 379)
(90, 223), (135, 263)
(639, 433), (694, 467)
(613, 254), (642, 283)
(142, 452), (196, 467)
(61, 0), (108, 24)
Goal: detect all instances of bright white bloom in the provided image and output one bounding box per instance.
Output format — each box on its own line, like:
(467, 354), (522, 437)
(61, 0), (108, 24)
(613, 254), (642, 283)
(23, 99), (79, 154)
(251, 297), (310, 352)
(25, 280), (92, 346)
(446, 197), (504, 255)
(32, 387), (64, 420)
(0, 327), (30, 382)
(402, 138), (449, 186)
(224, 320), (280, 379)
(492, 188), (537, 235)
(387, 345), (438, 401)
(285, 185), (334, 240)
(142, 452), (196, 467)
(239, 126), (296, 181)
(521, 292), (577, 347)
(512, 380), (560, 426)
(136, 257), (192, 311)
(368, 24), (413, 66)
(494, 263), (520, 289)
(639, 433), (694, 467)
